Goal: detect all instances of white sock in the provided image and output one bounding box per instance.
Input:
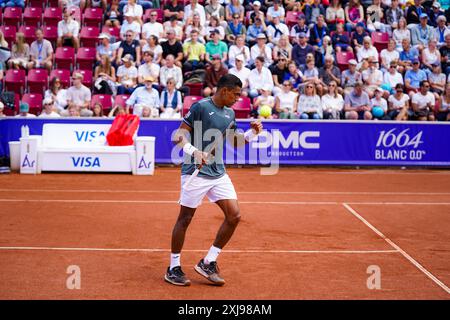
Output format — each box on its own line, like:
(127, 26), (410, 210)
(170, 253), (181, 270)
(204, 245), (222, 264)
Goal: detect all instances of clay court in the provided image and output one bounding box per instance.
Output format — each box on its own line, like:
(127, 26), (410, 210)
(0, 167), (449, 299)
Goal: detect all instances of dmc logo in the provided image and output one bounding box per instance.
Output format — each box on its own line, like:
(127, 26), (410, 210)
(71, 157), (101, 167)
(376, 129), (423, 149)
(138, 156), (152, 169)
(75, 130), (106, 142)
(21, 154), (35, 168)
(253, 130), (320, 149)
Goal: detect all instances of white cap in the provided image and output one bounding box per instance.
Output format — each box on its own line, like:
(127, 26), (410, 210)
(253, 1), (261, 6)
(235, 54), (245, 62)
(348, 59), (357, 65)
(43, 98), (53, 105)
(0, 101), (4, 110)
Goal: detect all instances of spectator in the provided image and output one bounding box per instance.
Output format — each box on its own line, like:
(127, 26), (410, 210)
(8, 33), (30, 70)
(267, 16), (289, 47)
(370, 87), (389, 119)
(159, 54), (188, 96)
(429, 1), (445, 27)
(344, 81), (372, 120)
(108, 105), (127, 117)
(309, 15), (329, 50)
(290, 14), (309, 42)
(161, 28), (184, 67)
(399, 38), (419, 73)
(435, 16), (448, 48)
(164, 16), (183, 41)
(351, 22), (369, 53)
(344, 0), (364, 33)
(117, 30), (141, 66)
(142, 36), (163, 64)
(250, 33), (272, 67)
(185, 13), (207, 43)
(406, 0), (425, 26)
(405, 58), (428, 94)
(205, 0), (225, 24)
(225, 0), (244, 23)
(321, 80), (344, 119)
(92, 102), (106, 117)
(59, 0), (86, 11)
(126, 76), (160, 116)
(248, 1), (265, 26)
(228, 35), (250, 68)
(341, 59), (362, 95)
(386, 0), (404, 31)
(410, 80), (436, 121)
(380, 39), (400, 71)
(205, 30), (228, 63)
(94, 54), (117, 95)
(422, 39), (441, 71)
(229, 54), (251, 95)
(65, 73), (93, 117)
(39, 98), (61, 118)
(117, 54), (138, 94)
(438, 83), (450, 121)
(440, 33), (450, 75)
(122, 0), (144, 25)
(248, 56), (274, 98)
(159, 77), (182, 119)
(15, 103), (36, 118)
(428, 61), (446, 100)
(121, 11), (142, 41)
(302, 56), (320, 89)
(267, 0), (285, 23)
(246, 17), (266, 47)
(332, 23), (352, 53)
(383, 61), (404, 93)
(204, 54), (228, 96)
(305, 0), (325, 26)
(269, 53), (288, 95)
(298, 83), (322, 119)
(292, 32), (315, 68)
(164, 0), (184, 21)
(28, 28), (54, 72)
(326, 0), (345, 31)
(142, 10), (164, 41)
(388, 83), (409, 120)
(357, 36), (379, 64)
(66, 105), (81, 117)
(182, 30), (206, 72)
(254, 85), (275, 119)
(45, 77), (68, 112)
(226, 13), (247, 43)
(319, 54), (341, 95)
(273, 34), (292, 62)
(275, 80), (299, 119)
(184, 0), (206, 27)
(104, 0), (121, 28)
(206, 16), (226, 41)
(284, 60), (305, 92)
(366, 0), (388, 33)
(411, 14), (435, 51)
(96, 33), (117, 64)
(57, 9), (80, 49)
(393, 17), (411, 51)
(362, 57), (383, 97)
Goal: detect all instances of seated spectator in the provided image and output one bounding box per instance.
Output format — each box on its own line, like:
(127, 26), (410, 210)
(435, 16), (448, 48)
(92, 102), (106, 118)
(104, 0), (121, 29)
(126, 76), (160, 116)
(344, 0), (364, 33)
(0, 0), (25, 9)
(229, 54), (251, 95)
(319, 55), (341, 95)
(15, 103), (36, 118)
(341, 59), (362, 95)
(246, 17), (266, 47)
(370, 87), (389, 119)
(406, 0), (425, 26)
(205, 0), (225, 26)
(58, 9), (80, 50)
(226, 13), (247, 43)
(248, 56), (274, 98)
(290, 14), (309, 42)
(94, 55), (117, 95)
(121, 0), (144, 25)
(393, 17), (410, 51)
(305, 0), (325, 26)
(320, 35), (334, 60)
(182, 30), (206, 72)
(117, 54), (138, 94)
(65, 73), (93, 117)
(159, 78), (182, 119)
(250, 33), (273, 68)
(411, 14), (435, 51)
(228, 35), (250, 68)
(292, 32), (315, 68)
(383, 61), (404, 93)
(39, 98), (61, 118)
(428, 61), (446, 100)
(206, 16), (226, 41)
(380, 40), (400, 71)
(8, 33), (30, 70)
(385, 0), (404, 31)
(204, 54), (228, 96)
(399, 38), (419, 73)
(438, 83), (450, 121)
(366, 0), (389, 33)
(108, 104), (127, 117)
(205, 30), (228, 64)
(388, 83), (410, 121)
(302, 57), (320, 89)
(164, 16), (183, 41)
(138, 51), (160, 85)
(116, 30), (141, 66)
(267, 16), (289, 47)
(254, 85), (276, 119)
(357, 36), (379, 64)
(332, 23), (352, 53)
(350, 22), (368, 53)
(164, 0), (184, 21)
(275, 81), (299, 119)
(405, 59), (428, 95)
(159, 54), (188, 96)
(440, 33), (450, 75)
(326, 0), (345, 31)
(309, 15), (329, 51)
(248, 1), (265, 26)
(321, 81), (344, 119)
(96, 33), (117, 64)
(344, 81), (372, 120)
(410, 80), (436, 121)
(28, 28), (54, 72)
(362, 57), (383, 97)
(184, 0), (206, 27)
(429, 2), (445, 28)
(45, 77), (68, 112)
(142, 10), (164, 41)
(59, 0), (86, 11)
(121, 12), (142, 41)
(269, 54), (288, 96)
(297, 83), (322, 119)
(161, 28), (184, 67)
(271, 34), (291, 61)
(185, 13), (207, 43)
(422, 39), (441, 71)
(142, 36), (163, 65)
(284, 61), (305, 92)
(225, 0), (244, 23)
(267, 0), (285, 23)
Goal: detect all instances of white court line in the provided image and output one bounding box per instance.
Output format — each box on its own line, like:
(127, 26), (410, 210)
(1, 189), (450, 195)
(342, 203), (450, 295)
(0, 246), (398, 255)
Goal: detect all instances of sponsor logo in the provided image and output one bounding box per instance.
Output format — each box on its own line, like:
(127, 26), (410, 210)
(74, 130), (106, 143)
(254, 130), (320, 149)
(375, 129), (426, 160)
(71, 156), (101, 168)
(138, 156), (152, 169)
(21, 154), (35, 168)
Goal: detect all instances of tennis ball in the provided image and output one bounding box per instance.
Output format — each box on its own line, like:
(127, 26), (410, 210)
(372, 106), (384, 118)
(259, 105), (272, 118)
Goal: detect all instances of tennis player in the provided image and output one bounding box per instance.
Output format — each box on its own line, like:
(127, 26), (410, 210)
(164, 74), (263, 286)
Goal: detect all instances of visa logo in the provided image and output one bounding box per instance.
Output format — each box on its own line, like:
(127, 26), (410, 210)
(75, 131), (106, 142)
(138, 156), (152, 169)
(21, 154), (35, 168)
(71, 156), (101, 167)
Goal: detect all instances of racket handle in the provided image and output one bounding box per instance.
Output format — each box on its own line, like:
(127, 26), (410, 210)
(183, 166), (201, 190)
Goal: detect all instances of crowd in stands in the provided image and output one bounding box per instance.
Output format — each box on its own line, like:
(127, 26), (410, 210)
(0, 0), (450, 121)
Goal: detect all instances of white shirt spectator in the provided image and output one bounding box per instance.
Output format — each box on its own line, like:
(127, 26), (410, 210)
(357, 46), (379, 62)
(228, 44), (250, 67)
(39, 110), (61, 118)
(57, 19), (80, 38)
(123, 4), (143, 19)
(184, 4), (207, 27)
(117, 65), (138, 84)
(362, 68), (383, 85)
(383, 70), (404, 88)
(248, 66), (274, 91)
(15, 113), (37, 118)
(120, 20), (142, 40)
(370, 97), (388, 112)
(159, 65), (184, 88)
(411, 91), (435, 110)
(388, 94), (409, 110)
(138, 62), (160, 81)
(277, 90), (298, 111)
(267, 6), (285, 19)
(321, 94), (344, 112)
(66, 85), (91, 106)
(250, 44), (273, 67)
(126, 86), (160, 110)
(267, 23), (289, 44)
(229, 66), (251, 87)
(380, 49), (399, 67)
(142, 21), (165, 40)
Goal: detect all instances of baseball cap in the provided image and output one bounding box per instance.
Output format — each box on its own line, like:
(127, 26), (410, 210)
(298, 32), (306, 38)
(144, 76), (155, 82)
(374, 87), (384, 93)
(348, 59), (357, 65)
(356, 22), (365, 28)
(432, 2), (441, 8)
(298, 14), (306, 20)
(257, 33), (266, 39)
(411, 57), (420, 64)
(432, 60), (440, 67)
(122, 54), (134, 62)
(98, 33), (111, 40)
(235, 54), (245, 62)
(19, 102), (29, 113)
(253, 1), (261, 6)
(420, 13), (428, 19)
(210, 29), (220, 35)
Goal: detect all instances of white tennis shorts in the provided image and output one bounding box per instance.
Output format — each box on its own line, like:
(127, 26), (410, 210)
(178, 174), (237, 209)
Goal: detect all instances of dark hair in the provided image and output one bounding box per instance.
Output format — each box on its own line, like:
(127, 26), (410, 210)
(256, 56), (265, 63)
(216, 74), (243, 90)
(420, 80), (430, 87)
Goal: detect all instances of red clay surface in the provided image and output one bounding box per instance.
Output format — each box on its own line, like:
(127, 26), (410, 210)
(0, 167), (449, 299)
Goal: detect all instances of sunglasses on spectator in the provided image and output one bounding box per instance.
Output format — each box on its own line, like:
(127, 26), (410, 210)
(283, 83), (290, 86)
(306, 85), (314, 88)
(328, 84), (336, 87)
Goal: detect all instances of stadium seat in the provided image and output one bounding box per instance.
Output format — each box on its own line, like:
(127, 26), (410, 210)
(3, 7), (22, 28)
(4, 69), (26, 94)
(182, 95), (203, 116)
(76, 47), (97, 70)
(101, 26), (120, 41)
(68, 7), (82, 23)
(47, 0), (60, 7)
(42, 25), (58, 48)
(28, 0), (46, 9)
(371, 31), (389, 52)
(184, 82), (203, 96)
(91, 94), (113, 112)
(0, 26), (17, 46)
(23, 7), (43, 26)
(83, 8), (103, 27)
(114, 94), (130, 108)
(55, 47), (75, 71)
(27, 69), (49, 94)
(18, 26), (37, 46)
(143, 9), (164, 23)
(285, 11), (300, 28)
(50, 69), (71, 88)
(336, 51), (355, 72)
(22, 93), (43, 115)
(231, 97), (251, 119)
(73, 69), (93, 88)
(43, 7), (63, 27)
(80, 26), (100, 48)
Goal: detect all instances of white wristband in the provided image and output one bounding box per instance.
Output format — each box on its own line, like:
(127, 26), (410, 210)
(183, 143), (198, 156)
(244, 129), (258, 142)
